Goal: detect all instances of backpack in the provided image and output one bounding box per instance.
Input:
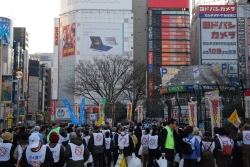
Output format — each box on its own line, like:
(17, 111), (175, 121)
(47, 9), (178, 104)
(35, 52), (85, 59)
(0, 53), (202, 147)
(219, 137), (232, 156)
(202, 142), (213, 161)
(183, 137), (194, 155)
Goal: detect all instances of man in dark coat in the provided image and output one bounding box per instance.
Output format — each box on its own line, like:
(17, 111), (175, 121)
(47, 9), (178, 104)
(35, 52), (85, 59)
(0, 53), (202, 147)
(134, 122), (142, 157)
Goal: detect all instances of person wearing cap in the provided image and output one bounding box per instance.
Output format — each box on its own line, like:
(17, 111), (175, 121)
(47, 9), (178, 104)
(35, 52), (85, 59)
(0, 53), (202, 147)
(0, 132), (16, 167)
(134, 122), (142, 158)
(46, 132), (65, 167)
(237, 123), (250, 167)
(19, 133), (53, 167)
(14, 131), (30, 167)
(114, 126), (134, 165)
(87, 126), (105, 167)
(63, 132), (89, 167)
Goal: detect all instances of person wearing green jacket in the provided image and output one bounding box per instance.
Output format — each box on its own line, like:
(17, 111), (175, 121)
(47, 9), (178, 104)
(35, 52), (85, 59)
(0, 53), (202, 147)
(47, 127), (60, 142)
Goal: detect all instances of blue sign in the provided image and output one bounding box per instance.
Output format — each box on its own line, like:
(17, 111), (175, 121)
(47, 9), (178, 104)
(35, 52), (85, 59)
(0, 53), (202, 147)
(222, 63), (227, 74)
(199, 14), (237, 18)
(79, 98), (85, 125)
(186, 85), (194, 92)
(0, 17), (12, 46)
(62, 99), (79, 125)
(148, 65), (153, 73)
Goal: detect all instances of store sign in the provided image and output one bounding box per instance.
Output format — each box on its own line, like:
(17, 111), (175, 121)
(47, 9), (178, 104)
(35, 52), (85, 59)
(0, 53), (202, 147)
(54, 27), (59, 46)
(201, 18), (237, 60)
(199, 5), (237, 18)
(202, 84), (238, 92)
(168, 85), (186, 93)
(238, 18), (246, 84)
(148, 0), (189, 8)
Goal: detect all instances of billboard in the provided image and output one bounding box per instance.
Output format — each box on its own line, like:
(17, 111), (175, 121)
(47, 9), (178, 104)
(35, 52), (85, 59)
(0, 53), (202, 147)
(51, 100), (56, 120)
(60, 0), (132, 14)
(52, 18), (59, 100)
(201, 18), (237, 60)
(82, 23), (124, 56)
(148, 0), (190, 9)
(0, 17), (13, 46)
(55, 107), (70, 119)
(1, 75), (12, 103)
(62, 23), (76, 58)
(198, 5), (237, 18)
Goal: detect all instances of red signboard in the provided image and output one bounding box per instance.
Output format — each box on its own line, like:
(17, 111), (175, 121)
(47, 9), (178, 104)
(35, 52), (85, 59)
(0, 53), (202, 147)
(148, 0), (190, 9)
(148, 52), (153, 65)
(162, 44), (189, 49)
(198, 5), (237, 14)
(161, 19), (189, 24)
(162, 31), (189, 36)
(162, 15), (189, 19)
(54, 27), (59, 46)
(51, 100), (56, 117)
(162, 35), (189, 40)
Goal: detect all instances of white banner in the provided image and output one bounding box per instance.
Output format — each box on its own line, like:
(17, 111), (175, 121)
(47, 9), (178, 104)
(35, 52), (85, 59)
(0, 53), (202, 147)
(82, 23), (124, 56)
(193, 66), (200, 78)
(55, 107), (70, 119)
(90, 114), (96, 120)
(60, 0), (132, 14)
(201, 18), (237, 60)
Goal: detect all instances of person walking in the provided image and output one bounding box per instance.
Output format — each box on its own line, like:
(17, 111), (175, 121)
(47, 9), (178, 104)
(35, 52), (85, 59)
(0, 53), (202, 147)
(182, 126), (201, 167)
(88, 126), (105, 167)
(141, 128), (150, 167)
(237, 123), (250, 167)
(0, 132), (16, 167)
(201, 131), (215, 167)
(213, 127), (232, 167)
(63, 132), (89, 167)
(20, 133), (54, 167)
(104, 132), (113, 167)
(134, 123), (142, 158)
(47, 132), (65, 167)
(148, 127), (160, 167)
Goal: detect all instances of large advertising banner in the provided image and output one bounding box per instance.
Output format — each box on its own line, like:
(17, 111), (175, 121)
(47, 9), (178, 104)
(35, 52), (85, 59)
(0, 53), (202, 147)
(0, 17), (13, 46)
(198, 5), (237, 18)
(1, 75), (12, 103)
(62, 23), (76, 58)
(201, 18), (237, 60)
(55, 107), (70, 119)
(82, 23), (124, 56)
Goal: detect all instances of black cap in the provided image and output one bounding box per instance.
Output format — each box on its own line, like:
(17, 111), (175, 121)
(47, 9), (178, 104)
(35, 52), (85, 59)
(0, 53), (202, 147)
(128, 129), (133, 132)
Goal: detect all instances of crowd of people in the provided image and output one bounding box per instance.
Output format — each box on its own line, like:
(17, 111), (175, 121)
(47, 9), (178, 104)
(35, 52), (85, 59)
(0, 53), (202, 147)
(0, 119), (249, 167)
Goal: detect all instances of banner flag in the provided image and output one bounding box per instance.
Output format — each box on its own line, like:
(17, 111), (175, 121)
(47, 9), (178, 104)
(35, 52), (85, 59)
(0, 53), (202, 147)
(79, 98), (85, 125)
(62, 99), (79, 125)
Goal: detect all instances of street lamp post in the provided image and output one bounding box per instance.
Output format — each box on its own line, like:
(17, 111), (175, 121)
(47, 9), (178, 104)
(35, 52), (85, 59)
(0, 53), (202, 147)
(16, 71), (23, 125)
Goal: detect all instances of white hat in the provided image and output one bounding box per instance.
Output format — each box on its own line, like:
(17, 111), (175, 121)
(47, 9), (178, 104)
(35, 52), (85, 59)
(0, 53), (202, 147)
(29, 134), (40, 148)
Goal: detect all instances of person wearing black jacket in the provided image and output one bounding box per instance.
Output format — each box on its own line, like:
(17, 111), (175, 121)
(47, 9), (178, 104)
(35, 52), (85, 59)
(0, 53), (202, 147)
(104, 132), (113, 167)
(134, 122), (142, 157)
(113, 127), (121, 165)
(114, 127), (134, 165)
(20, 133), (54, 167)
(148, 127), (160, 167)
(0, 132), (16, 167)
(160, 118), (187, 167)
(88, 126), (106, 167)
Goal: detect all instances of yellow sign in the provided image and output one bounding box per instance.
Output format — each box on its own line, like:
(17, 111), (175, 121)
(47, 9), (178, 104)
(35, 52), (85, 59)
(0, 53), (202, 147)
(95, 116), (104, 126)
(228, 110), (238, 124)
(8, 113), (12, 118)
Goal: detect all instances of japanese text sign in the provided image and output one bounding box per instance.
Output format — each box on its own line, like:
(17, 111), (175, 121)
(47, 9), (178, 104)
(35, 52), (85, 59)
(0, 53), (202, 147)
(199, 5), (237, 18)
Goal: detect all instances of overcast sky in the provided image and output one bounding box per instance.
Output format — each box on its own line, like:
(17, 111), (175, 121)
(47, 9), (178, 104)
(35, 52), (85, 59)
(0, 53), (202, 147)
(0, 0), (60, 54)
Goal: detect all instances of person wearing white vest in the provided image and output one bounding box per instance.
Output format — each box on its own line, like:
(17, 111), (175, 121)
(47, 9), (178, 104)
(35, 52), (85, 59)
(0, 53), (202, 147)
(58, 127), (69, 147)
(104, 132), (113, 167)
(114, 127), (134, 165)
(13, 132), (30, 167)
(63, 132), (89, 167)
(19, 133), (54, 167)
(148, 127), (160, 167)
(237, 123), (250, 167)
(47, 132), (65, 167)
(87, 126), (105, 167)
(0, 132), (16, 167)
(141, 128), (150, 167)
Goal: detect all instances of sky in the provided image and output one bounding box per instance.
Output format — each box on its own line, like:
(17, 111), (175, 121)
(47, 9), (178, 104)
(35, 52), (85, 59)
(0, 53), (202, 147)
(0, 0), (60, 54)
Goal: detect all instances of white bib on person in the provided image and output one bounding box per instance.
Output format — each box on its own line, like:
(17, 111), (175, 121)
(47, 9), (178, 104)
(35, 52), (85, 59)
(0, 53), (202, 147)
(105, 138), (111, 149)
(102, 130), (110, 136)
(93, 133), (103, 146)
(183, 137), (196, 150)
(68, 143), (84, 161)
(201, 141), (214, 152)
(0, 143), (12, 161)
(58, 134), (69, 144)
(83, 136), (90, 147)
(141, 134), (150, 147)
(243, 131), (250, 145)
(118, 134), (129, 147)
(17, 144), (27, 160)
(148, 135), (158, 149)
(26, 145), (46, 165)
(46, 143), (61, 162)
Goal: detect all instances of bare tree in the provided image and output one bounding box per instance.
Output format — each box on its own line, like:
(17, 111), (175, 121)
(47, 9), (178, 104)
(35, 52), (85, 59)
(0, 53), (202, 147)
(65, 55), (146, 117)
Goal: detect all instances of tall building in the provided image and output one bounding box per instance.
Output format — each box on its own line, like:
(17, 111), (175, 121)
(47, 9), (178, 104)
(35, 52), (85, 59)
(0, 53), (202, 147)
(147, 0), (190, 117)
(52, 0), (133, 122)
(29, 53), (53, 67)
(14, 27), (29, 51)
(190, 4), (239, 86)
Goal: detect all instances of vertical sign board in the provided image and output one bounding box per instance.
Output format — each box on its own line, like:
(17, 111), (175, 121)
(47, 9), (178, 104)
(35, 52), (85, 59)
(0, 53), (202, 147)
(238, 18), (246, 85)
(127, 102), (132, 121)
(52, 18), (59, 100)
(245, 91), (250, 118)
(51, 100), (56, 120)
(79, 98), (85, 125)
(248, 19), (250, 85)
(137, 106), (143, 123)
(0, 40), (2, 105)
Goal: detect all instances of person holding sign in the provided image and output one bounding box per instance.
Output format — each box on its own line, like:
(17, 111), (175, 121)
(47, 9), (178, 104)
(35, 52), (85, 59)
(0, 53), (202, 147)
(237, 123), (250, 167)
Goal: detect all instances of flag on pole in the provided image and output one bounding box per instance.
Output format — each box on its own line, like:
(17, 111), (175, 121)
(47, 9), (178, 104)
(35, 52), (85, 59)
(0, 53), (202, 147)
(228, 109), (241, 128)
